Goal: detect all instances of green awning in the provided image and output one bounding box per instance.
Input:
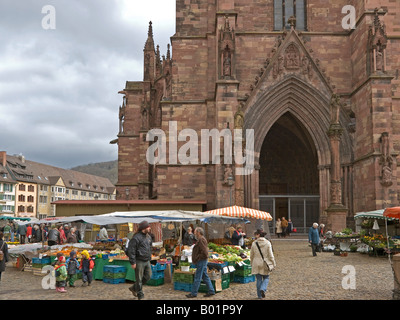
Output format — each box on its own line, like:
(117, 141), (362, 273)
(354, 209), (398, 221)
(0, 216), (31, 221)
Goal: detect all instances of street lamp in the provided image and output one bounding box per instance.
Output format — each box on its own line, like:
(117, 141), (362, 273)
(125, 187), (130, 200)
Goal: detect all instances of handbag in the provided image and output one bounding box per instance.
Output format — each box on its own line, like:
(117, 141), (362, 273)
(256, 241), (274, 272)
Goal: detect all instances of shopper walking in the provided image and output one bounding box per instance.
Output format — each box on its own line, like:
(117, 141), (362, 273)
(127, 220), (153, 300)
(186, 227), (215, 298)
(3, 222), (11, 242)
(58, 226), (66, 244)
(308, 223), (320, 256)
(66, 228), (78, 243)
(26, 224), (32, 243)
(287, 219), (294, 237)
(47, 225), (60, 247)
(275, 218), (282, 238)
(32, 225), (42, 243)
(17, 223), (27, 244)
(250, 229), (276, 299)
(0, 232), (9, 283)
(281, 217), (288, 237)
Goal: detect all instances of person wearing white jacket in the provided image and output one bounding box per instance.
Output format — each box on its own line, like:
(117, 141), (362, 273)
(250, 229), (276, 299)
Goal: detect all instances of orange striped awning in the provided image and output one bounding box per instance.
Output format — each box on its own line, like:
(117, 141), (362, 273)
(205, 205), (272, 221)
(383, 207), (400, 219)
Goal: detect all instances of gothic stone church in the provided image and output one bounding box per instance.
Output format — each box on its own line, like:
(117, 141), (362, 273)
(112, 0), (400, 233)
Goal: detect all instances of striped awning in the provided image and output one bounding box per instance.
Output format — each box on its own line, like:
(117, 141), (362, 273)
(383, 207), (400, 219)
(205, 205), (272, 221)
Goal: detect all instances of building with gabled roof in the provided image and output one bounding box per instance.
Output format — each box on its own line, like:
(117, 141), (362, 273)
(0, 151), (115, 218)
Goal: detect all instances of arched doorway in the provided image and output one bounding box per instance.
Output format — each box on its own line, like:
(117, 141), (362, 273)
(258, 112), (320, 234)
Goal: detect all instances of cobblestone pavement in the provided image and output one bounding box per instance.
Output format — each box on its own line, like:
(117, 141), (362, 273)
(0, 239), (395, 300)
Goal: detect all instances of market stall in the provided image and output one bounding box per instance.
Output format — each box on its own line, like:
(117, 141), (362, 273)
(321, 209), (400, 256)
(164, 205), (273, 293)
(6, 210), (251, 288)
(354, 209), (400, 256)
(204, 205), (273, 243)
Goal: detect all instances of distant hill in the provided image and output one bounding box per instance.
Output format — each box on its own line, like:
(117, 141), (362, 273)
(70, 160), (118, 185)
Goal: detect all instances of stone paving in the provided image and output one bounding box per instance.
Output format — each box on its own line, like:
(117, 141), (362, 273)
(0, 239), (395, 300)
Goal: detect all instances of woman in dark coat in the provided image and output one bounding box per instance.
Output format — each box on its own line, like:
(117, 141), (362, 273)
(0, 232), (9, 282)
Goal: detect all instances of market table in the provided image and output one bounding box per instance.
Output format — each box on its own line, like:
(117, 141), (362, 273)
(112, 259), (135, 282)
(327, 236), (361, 251)
(93, 257), (135, 282)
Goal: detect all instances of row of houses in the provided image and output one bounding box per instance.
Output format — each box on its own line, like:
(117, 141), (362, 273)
(0, 151), (116, 219)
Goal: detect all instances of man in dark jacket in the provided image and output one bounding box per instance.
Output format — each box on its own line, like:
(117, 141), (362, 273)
(47, 226), (60, 246)
(0, 232), (9, 282)
(127, 220), (152, 300)
(186, 227), (215, 298)
(17, 224), (27, 244)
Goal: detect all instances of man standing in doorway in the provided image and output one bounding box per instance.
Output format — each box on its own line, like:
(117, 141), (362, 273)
(281, 217), (288, 237)
(186, 227), (215, 298)
(308, 223), (320, 256)
(127, 220), (153, 300)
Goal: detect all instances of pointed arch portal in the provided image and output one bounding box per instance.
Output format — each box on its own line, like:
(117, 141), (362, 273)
(242, 75), (352, 234)
(258, 112), (320, 234)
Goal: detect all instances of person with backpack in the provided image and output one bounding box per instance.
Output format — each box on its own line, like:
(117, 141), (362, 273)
(80, 250), (94, 286)
(0, 232), (9, 283)
(54, 255), (68, 293)
(66, 251), (80, 287)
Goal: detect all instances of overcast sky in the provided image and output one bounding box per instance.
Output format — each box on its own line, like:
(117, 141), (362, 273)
(0, 0), (176, 169)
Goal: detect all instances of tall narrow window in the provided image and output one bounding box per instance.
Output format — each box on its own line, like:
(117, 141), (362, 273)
(274, 0), (307, 31)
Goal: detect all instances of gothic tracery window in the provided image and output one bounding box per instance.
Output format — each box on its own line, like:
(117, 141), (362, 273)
(274, 0), (307, 31)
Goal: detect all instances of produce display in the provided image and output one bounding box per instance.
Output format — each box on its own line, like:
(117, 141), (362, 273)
(208, 243), (250, 263)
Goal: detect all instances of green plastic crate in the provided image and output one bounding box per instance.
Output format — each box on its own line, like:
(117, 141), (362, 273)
(173, 272), (194, 283)
(103, 271), (126, 279)
(199, 279), (229, 293)
(235, 268), (252, 277)
(235, 262), (251, 270)
(146, 277), (165, 286)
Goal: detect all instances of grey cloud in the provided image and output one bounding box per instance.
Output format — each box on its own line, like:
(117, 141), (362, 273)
(0, 0), (175, 169)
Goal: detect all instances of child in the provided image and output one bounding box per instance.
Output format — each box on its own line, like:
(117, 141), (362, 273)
(54, 256), (68, 293)
(80, 250), (94, 286)
(66, 251), (80, 287)
(52, 252), (63, 266)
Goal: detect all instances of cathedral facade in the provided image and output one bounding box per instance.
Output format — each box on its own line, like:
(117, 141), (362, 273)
(113, 0), (400, 233)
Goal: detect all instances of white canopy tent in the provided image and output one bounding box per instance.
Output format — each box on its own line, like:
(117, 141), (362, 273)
(15, 210), (249, 244)
(16, 210), (249, 225)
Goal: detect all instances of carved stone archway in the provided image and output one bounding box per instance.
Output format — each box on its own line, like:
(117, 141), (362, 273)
(242, 75), (353, 222)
